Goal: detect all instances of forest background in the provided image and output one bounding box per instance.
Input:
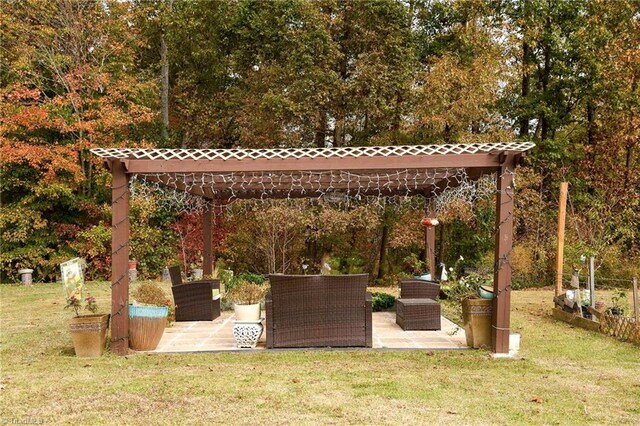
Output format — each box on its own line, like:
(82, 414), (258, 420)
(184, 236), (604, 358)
(1, 0), (638, 287)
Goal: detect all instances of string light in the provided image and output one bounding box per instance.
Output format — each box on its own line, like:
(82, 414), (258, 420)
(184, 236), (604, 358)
(128, 168), (509, 217)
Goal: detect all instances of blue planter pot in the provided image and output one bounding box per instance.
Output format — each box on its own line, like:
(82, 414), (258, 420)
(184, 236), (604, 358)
(414, 274), (432, 281)
(129, 305), (168, 351)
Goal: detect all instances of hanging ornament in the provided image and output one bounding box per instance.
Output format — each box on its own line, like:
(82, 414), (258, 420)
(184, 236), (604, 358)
(421, 217), (439, 227)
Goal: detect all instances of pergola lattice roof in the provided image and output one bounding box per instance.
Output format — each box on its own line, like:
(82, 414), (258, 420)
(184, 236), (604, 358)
(92, 142), (535, 200)
(91, 141), (534, 162)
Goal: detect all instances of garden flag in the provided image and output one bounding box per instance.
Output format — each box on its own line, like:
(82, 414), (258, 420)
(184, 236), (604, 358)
(61, 258), (84, 299)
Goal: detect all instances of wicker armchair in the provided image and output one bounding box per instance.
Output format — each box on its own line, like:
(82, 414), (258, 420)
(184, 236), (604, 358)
(169, 265), (221, 321)
(266, 274), (372, 348)
(396, 279), (441, 330)
(399, 279), (440, 299)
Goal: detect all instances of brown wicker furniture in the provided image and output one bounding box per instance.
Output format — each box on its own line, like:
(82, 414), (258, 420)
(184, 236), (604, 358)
(169, 265), (221, 321)
(266, 274), (372, 348)
(396, 279), (441, 330)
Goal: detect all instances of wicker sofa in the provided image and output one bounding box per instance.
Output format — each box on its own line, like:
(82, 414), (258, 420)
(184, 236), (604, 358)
(266, 274), (372, 348)
(396, 279), (441, 330)
(169, 265), (221, 322)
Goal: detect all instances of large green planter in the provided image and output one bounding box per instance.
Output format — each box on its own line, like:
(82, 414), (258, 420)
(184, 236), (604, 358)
(129, 305), (168, 351)
(462, 298), (493, 349)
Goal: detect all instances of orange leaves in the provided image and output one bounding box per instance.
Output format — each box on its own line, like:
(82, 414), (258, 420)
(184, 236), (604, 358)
(0, 139), (83, 183)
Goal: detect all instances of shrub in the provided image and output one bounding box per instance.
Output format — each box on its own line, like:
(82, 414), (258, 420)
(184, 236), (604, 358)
(225, 271), (266, 293)
(371, 292), (396, 312)
(132, 282), (166, 307)
(226, 280), (267, 305)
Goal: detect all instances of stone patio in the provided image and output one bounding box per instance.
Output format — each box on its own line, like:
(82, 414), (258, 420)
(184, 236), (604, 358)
(151, 311), (467, 353)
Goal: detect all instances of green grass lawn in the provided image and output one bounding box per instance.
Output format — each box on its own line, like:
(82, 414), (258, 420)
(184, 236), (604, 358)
(1, 282), (638, 425)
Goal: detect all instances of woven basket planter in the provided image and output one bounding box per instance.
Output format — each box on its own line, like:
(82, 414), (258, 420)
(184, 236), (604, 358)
(462, 298), (493, 349)
(129, 305), (168, 351)
(69, 314), (110, 357)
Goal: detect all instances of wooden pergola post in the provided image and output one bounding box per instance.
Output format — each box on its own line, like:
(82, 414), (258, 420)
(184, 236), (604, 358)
(492, 162), (515, 354)
(425, 202), (437, 278)
(111, 160), (130, 355)
(203, 203), (214, 277)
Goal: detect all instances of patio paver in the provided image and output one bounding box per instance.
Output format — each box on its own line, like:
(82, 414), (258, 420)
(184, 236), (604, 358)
(151, 311), (467, 353)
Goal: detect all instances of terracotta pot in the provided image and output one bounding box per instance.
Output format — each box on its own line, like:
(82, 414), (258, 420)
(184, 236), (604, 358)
(69, 314), (110, 357)
(129, 305), (168, 351)
(462, 298), (493, 349)
(234, 303), (261, 321)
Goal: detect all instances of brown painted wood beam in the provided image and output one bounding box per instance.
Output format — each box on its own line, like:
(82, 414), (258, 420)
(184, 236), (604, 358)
(491, 159), (516, 354)
(203, 205), (213, 276)
(425, 202), (437, 277)
(125, 153), (514, 174)
(110, 160), (130, 355)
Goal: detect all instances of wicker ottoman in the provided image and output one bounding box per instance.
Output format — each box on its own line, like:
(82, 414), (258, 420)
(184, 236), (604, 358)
(396, 298), (441, 330)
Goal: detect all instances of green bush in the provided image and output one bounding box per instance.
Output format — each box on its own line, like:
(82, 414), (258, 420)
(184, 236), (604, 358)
(224, 271), (267, 293)
(371, 292), (396, 312)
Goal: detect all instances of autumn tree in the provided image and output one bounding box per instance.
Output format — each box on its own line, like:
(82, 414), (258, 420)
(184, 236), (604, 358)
(0, 0), (156, 279)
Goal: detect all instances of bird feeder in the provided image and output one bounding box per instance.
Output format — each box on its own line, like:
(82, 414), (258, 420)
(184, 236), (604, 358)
(421, 217), (439, 227)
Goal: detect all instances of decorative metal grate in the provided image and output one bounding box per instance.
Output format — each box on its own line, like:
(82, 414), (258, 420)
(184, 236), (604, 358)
(90, 142), (535, 162)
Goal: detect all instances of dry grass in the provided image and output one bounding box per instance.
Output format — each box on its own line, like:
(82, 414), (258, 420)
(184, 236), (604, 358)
(1, 282), (639, 425)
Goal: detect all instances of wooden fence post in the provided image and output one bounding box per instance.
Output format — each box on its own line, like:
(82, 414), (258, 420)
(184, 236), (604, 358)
(555, 182), (568, 296)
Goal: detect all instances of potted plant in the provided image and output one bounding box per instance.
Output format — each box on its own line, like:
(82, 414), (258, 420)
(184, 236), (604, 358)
(191, 263), (204, 280)
(606, 288), (627, 316)
(403, 253), (431, 281)
(66, 294), (110, 357)
(226, 280), (267, 321)
(443, 271), (493, 349)
(129, 282), (168, 351)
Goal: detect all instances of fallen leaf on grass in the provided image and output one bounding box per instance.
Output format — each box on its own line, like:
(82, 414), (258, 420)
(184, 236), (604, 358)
(446, 411), (458, 415)
(530, 396), (544, 404)
(83, 364), (91, 368)
(292, 378), (300, 383)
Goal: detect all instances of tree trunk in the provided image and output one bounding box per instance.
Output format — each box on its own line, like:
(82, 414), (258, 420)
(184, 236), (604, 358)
(624, 145), (634, 190)
(377, 222), (389, 280)
(160, 0), (172, 141)
(519, 39), (530, 137)
(160, 33), (169, 141)
(586, 100), (595, 162)
(314, 110), (327, 147)
(540, 8), (552, 141)
(624, 77), (637, 190)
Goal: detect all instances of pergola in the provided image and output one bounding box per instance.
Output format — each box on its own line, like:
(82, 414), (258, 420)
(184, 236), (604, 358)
(91, 141), (535, 355)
